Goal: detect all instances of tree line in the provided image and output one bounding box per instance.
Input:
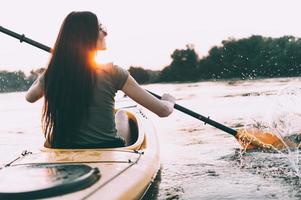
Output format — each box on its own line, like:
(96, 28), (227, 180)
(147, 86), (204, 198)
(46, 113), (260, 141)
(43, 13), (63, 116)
(130, 35), (301, 83)
(1, 35), (301, 92)
(0, 68), (44, 92)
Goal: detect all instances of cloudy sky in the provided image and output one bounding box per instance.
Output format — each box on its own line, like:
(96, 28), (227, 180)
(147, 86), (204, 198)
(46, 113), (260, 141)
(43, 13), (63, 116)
(1, 0), (301, 73)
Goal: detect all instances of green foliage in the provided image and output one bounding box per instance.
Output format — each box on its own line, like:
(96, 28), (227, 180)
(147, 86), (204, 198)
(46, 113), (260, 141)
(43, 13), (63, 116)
(0, 68), (44, 93)
(128, 66), (150, 84)
(198, 35), (301, 80)
(160, 35), (301, 82)
(160, 44), (199, 81)
(128, 66), (160, 84)
(0, 70), (29, 92)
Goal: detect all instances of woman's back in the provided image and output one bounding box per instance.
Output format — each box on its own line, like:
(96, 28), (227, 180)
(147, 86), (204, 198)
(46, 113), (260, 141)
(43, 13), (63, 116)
(70, 63), (129, 148)
(39, 63), (129, 148)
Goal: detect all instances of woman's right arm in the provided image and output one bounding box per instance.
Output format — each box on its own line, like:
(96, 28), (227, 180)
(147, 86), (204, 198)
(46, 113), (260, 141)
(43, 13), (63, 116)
(121, 75), (175, 117)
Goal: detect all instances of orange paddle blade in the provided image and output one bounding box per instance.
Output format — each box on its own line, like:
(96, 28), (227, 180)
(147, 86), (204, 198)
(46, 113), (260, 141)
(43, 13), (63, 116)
(235, 129), (289, 150)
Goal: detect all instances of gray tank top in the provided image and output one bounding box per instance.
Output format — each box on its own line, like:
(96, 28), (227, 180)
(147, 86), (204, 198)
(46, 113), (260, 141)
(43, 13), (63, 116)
(39, 64), (129, 148)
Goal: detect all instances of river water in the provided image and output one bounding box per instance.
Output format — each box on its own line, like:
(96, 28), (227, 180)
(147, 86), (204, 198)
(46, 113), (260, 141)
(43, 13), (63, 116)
(1, 77), (301, 199)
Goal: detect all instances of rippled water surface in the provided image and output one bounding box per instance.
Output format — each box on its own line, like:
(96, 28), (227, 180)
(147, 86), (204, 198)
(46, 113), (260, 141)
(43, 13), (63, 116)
(1, 77), (301, 199)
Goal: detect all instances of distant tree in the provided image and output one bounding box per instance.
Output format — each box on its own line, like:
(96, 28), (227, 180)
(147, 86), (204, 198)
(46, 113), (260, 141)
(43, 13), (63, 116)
(147, 70), (161, 83)
(0, 70), (28, 92)
(128, 66), (150, 84)
(159, 66), (173, 82)
(160, 44), (199, 82)
(0, 68), (45, 93)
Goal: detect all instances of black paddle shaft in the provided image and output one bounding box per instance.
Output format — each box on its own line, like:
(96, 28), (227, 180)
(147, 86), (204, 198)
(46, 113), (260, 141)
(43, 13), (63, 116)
(147, 91), (238, 136)
(0, 26), (51, 53)
(0, 26), (238, 137)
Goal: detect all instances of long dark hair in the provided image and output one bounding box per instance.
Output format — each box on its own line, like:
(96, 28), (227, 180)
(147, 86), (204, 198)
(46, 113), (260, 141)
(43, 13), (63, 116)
(43, 11), (99, 147)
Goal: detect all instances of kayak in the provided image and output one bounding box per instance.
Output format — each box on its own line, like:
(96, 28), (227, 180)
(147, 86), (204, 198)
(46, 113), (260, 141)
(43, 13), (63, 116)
(0, 104), (160, 200)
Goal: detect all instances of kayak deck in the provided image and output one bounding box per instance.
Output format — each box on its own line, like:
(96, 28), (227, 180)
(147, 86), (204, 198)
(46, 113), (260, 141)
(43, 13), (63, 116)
(0, 107), (160, 200)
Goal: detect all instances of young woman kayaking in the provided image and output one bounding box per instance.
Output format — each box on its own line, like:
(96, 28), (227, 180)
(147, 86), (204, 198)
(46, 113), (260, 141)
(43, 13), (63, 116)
(25, 11), (175, 148)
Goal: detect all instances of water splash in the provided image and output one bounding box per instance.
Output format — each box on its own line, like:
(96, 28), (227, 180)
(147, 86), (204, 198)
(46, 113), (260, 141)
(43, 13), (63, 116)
(268, 85), (301, 176)
(269, 85), (301, 138)
(242, 85), (301, 176)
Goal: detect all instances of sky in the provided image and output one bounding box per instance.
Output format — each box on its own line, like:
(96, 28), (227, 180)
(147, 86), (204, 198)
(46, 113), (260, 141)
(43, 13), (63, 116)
(1, 0), (301, 73)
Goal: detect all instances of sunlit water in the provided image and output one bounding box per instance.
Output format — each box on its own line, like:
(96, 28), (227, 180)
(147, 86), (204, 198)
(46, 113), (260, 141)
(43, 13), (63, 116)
(1, 77), (301, 199)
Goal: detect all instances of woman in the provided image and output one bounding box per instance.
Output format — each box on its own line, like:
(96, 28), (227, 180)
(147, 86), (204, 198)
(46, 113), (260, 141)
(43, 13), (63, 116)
(25, 11), (175, 148)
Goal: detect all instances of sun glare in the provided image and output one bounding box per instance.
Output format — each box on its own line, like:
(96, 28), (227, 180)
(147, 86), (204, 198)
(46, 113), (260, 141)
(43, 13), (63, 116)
(95, 50), (114, 65)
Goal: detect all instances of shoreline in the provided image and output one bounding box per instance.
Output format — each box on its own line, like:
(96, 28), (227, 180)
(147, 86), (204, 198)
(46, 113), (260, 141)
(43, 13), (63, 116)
(2, 76), (301, 94)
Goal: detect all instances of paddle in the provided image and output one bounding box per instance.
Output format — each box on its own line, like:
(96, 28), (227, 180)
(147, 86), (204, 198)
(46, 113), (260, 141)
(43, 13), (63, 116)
(147, 91), (288, 150)
(0, 26), (287, 150)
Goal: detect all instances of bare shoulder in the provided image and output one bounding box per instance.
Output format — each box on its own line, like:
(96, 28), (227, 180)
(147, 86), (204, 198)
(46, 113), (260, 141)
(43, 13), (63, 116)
(96, 62), (114, 69)
(94, 62), (114, 77)
(95, 62), (114, 73)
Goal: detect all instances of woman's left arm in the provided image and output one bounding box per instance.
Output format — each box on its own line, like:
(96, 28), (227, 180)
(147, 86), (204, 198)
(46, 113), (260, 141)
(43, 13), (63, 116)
(25, 78), (44, 103)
